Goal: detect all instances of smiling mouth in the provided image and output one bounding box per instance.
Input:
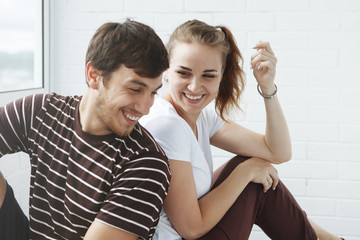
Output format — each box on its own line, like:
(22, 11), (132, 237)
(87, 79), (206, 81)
(184, 93), (203, 101)
(123, 110), (140, 122)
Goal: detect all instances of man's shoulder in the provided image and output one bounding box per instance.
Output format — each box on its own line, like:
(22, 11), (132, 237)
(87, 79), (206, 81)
(44, 92), (82, 107)
(127, 123), (168, 160)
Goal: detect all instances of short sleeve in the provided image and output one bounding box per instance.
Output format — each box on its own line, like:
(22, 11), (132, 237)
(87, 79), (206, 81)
(143, 116), (192, 162)
(96, 150), (170, 239)
(0, 94), (47, 156)
(203, 104), (225, 138)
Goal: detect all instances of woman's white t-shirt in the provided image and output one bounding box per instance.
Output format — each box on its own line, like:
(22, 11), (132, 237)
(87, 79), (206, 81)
(140, 98), (224, 240)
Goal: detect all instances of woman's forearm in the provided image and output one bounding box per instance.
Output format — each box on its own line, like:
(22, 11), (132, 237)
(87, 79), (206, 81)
(263, 93), (292, 164)
(177, 163), (251, 240)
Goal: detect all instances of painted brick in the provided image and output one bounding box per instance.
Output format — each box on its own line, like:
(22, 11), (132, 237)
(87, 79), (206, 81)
(291, 142), (308, 160)
(276, 14), (340, 30)
(311, 0), (360, 11)
(276, 50), (338, 68)
(339, 107), (360, 124)
(289, 123), (338, 142)
(340, 88), (360, 106)
(185, 0), (245, 12)
(340, 125), (360, 142)
(309, 32), (360, 50)
(340, 51), (360, 69)
(280, 178), (307, 196)
(278, 161), (337, 179)
(337, 200), (360, 218)
(276, 68), (309, 86)
(308, 180), (360, 198)
(67, 31), (94, 48)
(67, 0), (125, 12)
(280, 105), (309, 122)
(248, 32), (308, 50)
(297, 197), (337, 216)
(308, 143), (360, 161)
(310, 216), (360, 236)
(58, 13), (98, 30)
(56, 48), (84, 66)
(126, 0), (183, 12)
(153, 13), (213, 31)
(308, 87), (339, 105)
(309, 106), (340, 123)
(309, 69), (342, 87)
(338, 163), (360, 181)
(248, 0), (309, 12)
(215, 14), (275, 31)
(342, 13), (360, 30)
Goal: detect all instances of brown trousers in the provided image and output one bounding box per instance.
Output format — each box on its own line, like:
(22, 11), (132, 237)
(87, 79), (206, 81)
(197, 156), (317, 240)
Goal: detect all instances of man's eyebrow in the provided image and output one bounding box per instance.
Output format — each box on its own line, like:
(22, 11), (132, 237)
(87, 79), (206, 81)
(129, 80), (162, 91)
(129, 80), (148, 88)
(155, 83), (163, 91)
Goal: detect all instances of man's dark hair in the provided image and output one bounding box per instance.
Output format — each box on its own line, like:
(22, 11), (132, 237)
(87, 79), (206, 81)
(85, 19), (169, 82)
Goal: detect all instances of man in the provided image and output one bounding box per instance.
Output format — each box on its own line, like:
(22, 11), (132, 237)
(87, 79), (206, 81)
(0, 19), (170, 240)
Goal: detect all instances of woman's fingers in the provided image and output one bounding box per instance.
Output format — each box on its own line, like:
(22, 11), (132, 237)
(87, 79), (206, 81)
(247, 157), (280, 193)
(262, 168), (279, 193)
(270, 173), (279, 190)
(251, 49), (277, 70)
(263, 176), (273, 193)
(252, 41), (274, 54)
(251, 48), (276, 62)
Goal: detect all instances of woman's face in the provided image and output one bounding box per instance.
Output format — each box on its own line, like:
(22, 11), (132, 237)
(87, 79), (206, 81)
(167, 42), (223, 120)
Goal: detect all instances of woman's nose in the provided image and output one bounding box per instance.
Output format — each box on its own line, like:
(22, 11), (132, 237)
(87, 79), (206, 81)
(188, 77), (202, 93)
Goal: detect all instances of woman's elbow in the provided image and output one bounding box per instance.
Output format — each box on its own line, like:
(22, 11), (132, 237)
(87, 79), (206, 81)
(178, 223), (208, 240)
(272, 151), (292, 164)
(181, 230), (206, 240)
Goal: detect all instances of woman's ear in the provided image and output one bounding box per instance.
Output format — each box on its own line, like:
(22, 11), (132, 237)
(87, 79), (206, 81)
(163, 69), (169, 83)
(86, 61), (101, 89)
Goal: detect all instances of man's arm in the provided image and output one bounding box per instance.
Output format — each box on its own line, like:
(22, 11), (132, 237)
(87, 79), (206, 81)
(84, 220), (138, 240)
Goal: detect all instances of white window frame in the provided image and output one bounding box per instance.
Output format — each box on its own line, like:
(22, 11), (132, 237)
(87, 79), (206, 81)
(0, 0), (49, 106)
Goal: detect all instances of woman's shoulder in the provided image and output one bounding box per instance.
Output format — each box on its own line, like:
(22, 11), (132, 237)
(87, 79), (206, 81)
(141, 98), (187, 129)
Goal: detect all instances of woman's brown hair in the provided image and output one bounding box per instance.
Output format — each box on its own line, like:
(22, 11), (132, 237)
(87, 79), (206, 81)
(166, 20), (246, 121)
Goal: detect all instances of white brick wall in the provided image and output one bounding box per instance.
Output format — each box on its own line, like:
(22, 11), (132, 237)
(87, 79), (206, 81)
(1, 0), (359, 238)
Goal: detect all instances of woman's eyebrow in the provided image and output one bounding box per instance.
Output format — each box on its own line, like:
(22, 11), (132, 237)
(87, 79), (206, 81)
(177, 66), (217, 73)
(204, 69), (217, 73)
(178, 65), (192, 71)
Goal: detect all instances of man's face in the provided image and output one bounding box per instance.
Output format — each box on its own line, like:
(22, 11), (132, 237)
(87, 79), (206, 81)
(92, 65), (162, 136)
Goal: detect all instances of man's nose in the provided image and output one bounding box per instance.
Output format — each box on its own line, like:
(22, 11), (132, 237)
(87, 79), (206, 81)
(135, 93), (153, 116)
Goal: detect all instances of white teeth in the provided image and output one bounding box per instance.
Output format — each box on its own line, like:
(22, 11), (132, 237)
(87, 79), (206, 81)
(185, 94), (202, 100)
(124, 112), (140, 121)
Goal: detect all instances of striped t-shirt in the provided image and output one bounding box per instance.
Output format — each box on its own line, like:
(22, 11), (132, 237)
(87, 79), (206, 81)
(0, 93), (170, 239)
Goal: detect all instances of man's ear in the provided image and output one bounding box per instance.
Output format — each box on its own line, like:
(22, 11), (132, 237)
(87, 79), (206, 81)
(86, 61), (101, 89)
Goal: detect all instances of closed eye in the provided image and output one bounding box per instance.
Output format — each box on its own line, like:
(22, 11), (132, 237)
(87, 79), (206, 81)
(203, 74), (215, 78)
(177, 71), (191, 77)
(129, 88), (141, 93)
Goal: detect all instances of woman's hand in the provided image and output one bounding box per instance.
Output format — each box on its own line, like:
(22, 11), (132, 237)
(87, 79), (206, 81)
(242, 157), (279, 192)
(251, 41), (277, 95)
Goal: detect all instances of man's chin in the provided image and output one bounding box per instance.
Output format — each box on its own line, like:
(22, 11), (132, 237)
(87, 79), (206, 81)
(114, 125), (135, 137)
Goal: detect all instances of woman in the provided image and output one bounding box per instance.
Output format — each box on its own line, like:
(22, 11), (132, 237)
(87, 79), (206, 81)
(140, 20), (343, 240)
